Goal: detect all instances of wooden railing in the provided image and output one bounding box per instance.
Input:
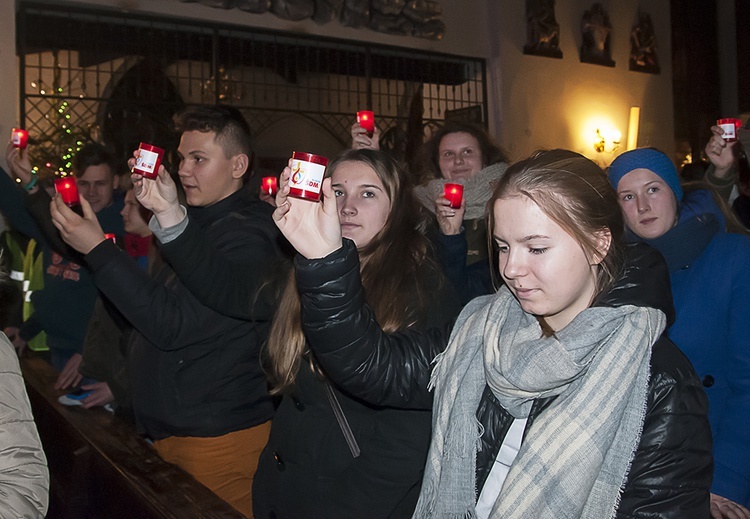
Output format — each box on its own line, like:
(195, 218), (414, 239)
(20, 355), (246, 519)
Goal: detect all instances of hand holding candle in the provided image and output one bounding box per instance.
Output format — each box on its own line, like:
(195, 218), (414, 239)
(49, 190), (107, 255)
(54, 177), (84, 216)
(273, 162), (342, 259)
(357, 111), (375, 137)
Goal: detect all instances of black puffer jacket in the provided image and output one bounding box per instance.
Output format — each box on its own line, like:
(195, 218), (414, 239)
(253, 239), (461, 519)
(296, 241), (713, 518)
(85, 189), (280, 440)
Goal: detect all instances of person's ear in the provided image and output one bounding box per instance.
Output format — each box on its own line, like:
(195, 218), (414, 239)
(591, 228), (612, 265)
(231, 154), (249, 180)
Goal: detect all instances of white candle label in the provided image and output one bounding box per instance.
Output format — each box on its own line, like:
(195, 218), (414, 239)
(12, 134), (22, 146)
(290, 159), (325, 194)
(719, 123), (737, 140)
(136, 149), (159, 175)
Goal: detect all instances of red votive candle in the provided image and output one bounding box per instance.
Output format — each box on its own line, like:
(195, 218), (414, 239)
(262, 176), (279, 197)
(289, 151), (329, 202)
(104, 233), (116, 244)
(444, 183), (463, 209)
(133, 142), (165, 179)
(54, 177), (83, 216)
(357, 110), (375, 137)
(717, 118), (742, 142)
(11, 128), (29, 149)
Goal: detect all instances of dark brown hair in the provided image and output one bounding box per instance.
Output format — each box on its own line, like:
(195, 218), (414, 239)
(425, 121), (507, 178)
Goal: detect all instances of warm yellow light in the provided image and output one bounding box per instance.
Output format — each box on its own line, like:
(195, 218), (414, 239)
(627, 107), (640, 150)
(594, 127), (621, 153)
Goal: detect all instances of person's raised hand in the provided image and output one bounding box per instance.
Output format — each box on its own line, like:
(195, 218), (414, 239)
(4, 142), (34, 185)
(435, 194), (465, 236)
(129, 149), (182, 227)
(710, 493), (750, 519)
(705, 125), (736, 178)
(351, 122), (381, 151)
(273, 161), (342, 259)
(49, 194), (106, 254)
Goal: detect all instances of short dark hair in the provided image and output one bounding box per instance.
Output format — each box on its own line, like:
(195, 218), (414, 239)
(73, 143), (118, 179)
(173, 105), (253, 161)
(426, 121), (507, 178)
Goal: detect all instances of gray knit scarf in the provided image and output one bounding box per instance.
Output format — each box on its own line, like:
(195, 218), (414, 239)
(414, 162), (509, 220)
(413, 287), (665, 519)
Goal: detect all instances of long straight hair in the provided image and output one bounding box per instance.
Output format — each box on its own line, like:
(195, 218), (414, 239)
(265, 149), (435, 393)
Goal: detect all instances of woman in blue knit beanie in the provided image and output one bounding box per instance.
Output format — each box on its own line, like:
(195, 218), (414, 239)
(608, 148), (750, 517)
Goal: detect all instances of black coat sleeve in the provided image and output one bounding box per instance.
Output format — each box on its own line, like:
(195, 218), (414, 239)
(85, 240), (238, 350)
(433, 229), (494, 305)
(157, 213), (289, 321)
(616, 337), (713, 518)
(297, 239), (452, 410)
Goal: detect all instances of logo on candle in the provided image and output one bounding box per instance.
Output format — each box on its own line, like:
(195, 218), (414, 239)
(133, 142), (165, 179)
(288, 152), (329, 202)
(717, 118), (742, 142)
(11, 128), (29, 149)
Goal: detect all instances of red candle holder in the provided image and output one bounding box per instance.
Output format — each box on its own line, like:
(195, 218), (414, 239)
(133, 142), (165, 179)
(11, 128), (29, 149)
(717, 118), (742, 142)
(444, 183), (463, 209)
(357, 110), (375, 137)
(289, 152), (329, 202)
(262, 176), (279, 197)
(54, 177), (83, 216)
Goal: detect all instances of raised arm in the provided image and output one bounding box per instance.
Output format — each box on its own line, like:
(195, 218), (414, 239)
(296, 239), (449, 409)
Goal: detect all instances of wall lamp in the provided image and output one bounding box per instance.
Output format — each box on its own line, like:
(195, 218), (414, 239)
(594, 128), (621, 153)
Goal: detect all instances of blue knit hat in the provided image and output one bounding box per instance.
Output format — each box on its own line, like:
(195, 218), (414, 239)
(607, 148), (683, 202)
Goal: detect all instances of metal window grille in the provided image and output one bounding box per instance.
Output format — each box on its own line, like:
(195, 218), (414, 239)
(17, 2), (487, 178)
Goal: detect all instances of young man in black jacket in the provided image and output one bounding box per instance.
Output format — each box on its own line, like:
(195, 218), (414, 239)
(49, 106), (286, 517)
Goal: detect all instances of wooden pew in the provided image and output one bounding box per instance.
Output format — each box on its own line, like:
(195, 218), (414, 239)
(20, 355), (246, 519)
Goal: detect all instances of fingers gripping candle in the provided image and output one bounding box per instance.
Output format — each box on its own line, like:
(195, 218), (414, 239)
(288, 152), (329, 202)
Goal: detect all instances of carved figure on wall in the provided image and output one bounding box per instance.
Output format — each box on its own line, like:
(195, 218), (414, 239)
(176, 0), (445, 40)
(630, 11), (660, 74)
(523, 0), (562, 58)
(580, 3), (615, 67)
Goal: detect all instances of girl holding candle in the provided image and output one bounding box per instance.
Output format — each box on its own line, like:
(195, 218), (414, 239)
(352, 120), (508, 304)
(253, 149), (461, 518)
(608, 148), (750, 518)
(272, 149), (712, 518)
(417, 122), (509, 305)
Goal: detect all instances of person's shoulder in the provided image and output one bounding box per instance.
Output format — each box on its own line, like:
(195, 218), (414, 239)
(705, 230), (750, 258)
(649, 335), (701, 389)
